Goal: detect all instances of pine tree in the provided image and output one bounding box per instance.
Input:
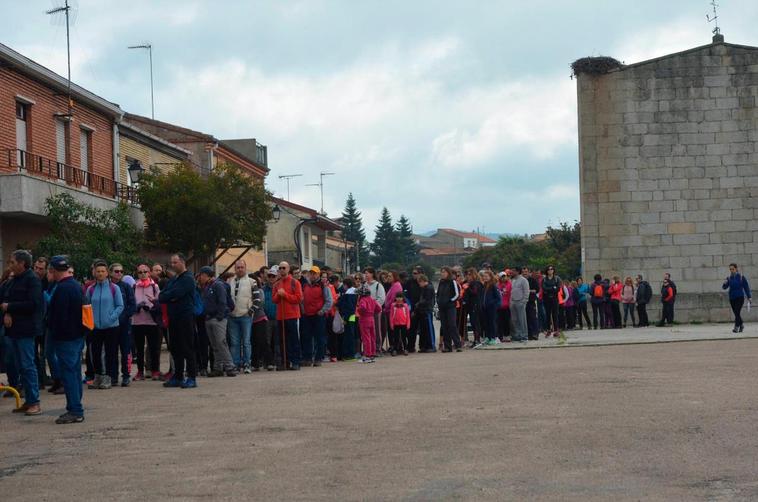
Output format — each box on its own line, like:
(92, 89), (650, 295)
(371, 207), (399, 266)
(341, 193), (368, 269)
(395, 215), (418, 266)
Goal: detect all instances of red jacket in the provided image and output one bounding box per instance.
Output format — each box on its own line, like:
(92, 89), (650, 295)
(662, 286), (675, 303)
(609, 282), (623, 302)
(272, 275), (303, 320)
(302, 281), (325, 316)
(498, 280), (511, 309)
(389, 303), (411, 329)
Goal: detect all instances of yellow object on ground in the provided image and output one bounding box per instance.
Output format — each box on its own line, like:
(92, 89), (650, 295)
(0, 385), (21, 410)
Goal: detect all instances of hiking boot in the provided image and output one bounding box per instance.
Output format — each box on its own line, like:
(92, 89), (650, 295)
(88, 375), (102, 389)
(56, 412), (84, 424)
(163, 378), (181, 388)
(98, 376), (112, 389)
(121, 376), (131, 387)
(180, 378), (197, 389)
(243, 365), (252, 374)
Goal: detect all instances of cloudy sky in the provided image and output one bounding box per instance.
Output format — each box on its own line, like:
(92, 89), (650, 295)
(3, 1), (756, 237)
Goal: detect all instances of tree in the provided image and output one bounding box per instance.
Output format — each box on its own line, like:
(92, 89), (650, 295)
(370, 207), (399, 266)
(34, 193), (144, 280)
(341, 193), (369, 268)
(395, 214), (418, 266)
(137, 163), (271, 265)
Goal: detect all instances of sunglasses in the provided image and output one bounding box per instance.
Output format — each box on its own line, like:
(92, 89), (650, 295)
(138, 270), (149, 275)
(112, 270), (124, 274)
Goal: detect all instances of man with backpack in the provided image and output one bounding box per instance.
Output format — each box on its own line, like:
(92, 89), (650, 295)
(86, 260), (124, 390)
(158, 254), (198, 388)
(635, 275), (652, 327)
(198, 266), (236, 377)
(110, 263), (136, 387)
(300, 265), (333, 367)
(590, 274), (606, 330)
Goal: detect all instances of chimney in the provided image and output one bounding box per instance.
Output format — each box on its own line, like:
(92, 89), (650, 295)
(713, 33), (725, 43)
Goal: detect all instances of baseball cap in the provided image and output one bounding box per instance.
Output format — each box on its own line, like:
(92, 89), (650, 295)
(309, 265), (321, 275)
(50, 255), (70, 271)
(498, 271), (507, 278)
(268, 265), (279, 275)
(199, 266), (214, 276)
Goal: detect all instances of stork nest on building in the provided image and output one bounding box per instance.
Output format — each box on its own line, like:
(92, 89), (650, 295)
(571, 56), (623, 76)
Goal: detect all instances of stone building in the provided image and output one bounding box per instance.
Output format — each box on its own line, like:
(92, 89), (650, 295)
(575, 34), (758, 322)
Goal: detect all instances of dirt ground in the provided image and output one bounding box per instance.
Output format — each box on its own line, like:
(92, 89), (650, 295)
(2, 338), (758, 501)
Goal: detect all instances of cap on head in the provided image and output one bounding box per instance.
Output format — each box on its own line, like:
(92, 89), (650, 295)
(199, 266), (215, 277)
(268, 265), (279, 276)
(309, 265), (321, 275)
(50, 255), (70, 271)
(498, 271), (507, 278)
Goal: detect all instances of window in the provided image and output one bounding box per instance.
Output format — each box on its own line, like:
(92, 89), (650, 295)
(80, 128), (91, 172)
(15, 102), (27, 120)
(15, 102), (28, 167)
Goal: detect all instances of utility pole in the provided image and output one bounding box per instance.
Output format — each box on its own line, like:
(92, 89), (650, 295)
(306, 171), (335, 215)
(46, 0), (73, 117)
(278, 173), (302, 201)
(128, 43), (154, 119)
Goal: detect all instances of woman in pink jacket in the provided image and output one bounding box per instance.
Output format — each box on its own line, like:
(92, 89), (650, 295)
(382, 271), (403, 352)
(132, 264), (161, 380)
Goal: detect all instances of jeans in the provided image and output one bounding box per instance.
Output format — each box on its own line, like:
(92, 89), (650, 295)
(91, 327), (118, 377)
(730, 296), (745, 328)
(611, 300), (622, 328)
(300, 315), (326, 362)
(206, 318), (235, 372)
(467, 306), (482, 342)
(11, 337), (39, 405)
(44, 329), (60, 380)
(1, 329), (20, 389)
(662, 302), (675, 324)
(591, 303), (605, 329)
(227, 315), (252, 368)
(276, 318), (301, 367)
(116, 322), (132, 380)
(53, 337), (85, 416)
(622, 303), (636, 325)
(510, 302), (527, 341)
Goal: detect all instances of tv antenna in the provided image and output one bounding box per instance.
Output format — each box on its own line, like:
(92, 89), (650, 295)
(278, 173), (302, 201)
(46, 0), (77, 118)
(305, 171), (335, 215)
(128, 43), (154, 119)
(706, 0), (720, 35)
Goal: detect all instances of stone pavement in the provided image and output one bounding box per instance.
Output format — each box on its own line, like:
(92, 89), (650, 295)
(476, 323), (757, 350)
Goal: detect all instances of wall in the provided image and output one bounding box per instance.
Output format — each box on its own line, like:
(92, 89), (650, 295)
(577, 40), (758, 322)
(118, 135), (186, 185)
(0, 66), (115, 180)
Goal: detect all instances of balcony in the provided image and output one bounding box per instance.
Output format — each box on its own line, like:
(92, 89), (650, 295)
(4, 149), (138, 206)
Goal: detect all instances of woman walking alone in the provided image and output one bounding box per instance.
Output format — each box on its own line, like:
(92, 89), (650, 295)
(722, 263), (751, 333)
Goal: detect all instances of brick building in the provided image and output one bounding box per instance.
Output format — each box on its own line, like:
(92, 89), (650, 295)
(0, 42), (139, 268)
(117, 121), (191, 187)
(575, 34), (758, 322)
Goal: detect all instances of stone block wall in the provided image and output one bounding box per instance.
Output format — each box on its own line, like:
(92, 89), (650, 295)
(577, 40), (758, 322)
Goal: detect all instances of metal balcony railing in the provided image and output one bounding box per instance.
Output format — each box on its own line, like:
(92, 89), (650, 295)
(4, 149), (138, 206)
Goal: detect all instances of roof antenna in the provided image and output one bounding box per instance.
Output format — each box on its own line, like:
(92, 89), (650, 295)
(46, 0), (77, 118)
(706, 1), (724, 42)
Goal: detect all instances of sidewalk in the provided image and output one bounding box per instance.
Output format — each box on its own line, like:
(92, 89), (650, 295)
(474, 323), (757, 350)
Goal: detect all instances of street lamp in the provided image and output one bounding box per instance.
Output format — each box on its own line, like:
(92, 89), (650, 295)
(128, 43), (154, 119)
(271, 204), (281, 222)
(127, 159), (145, 184)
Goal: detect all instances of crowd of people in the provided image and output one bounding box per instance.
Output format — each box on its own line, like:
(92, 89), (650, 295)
(0, 250), (752, 425)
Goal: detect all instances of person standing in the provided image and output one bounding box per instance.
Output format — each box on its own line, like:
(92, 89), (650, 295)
(109, 263), (136, 387)
(272, 262), (303, 370)
(227, 260), (255, 373)
(621, 277), (636, 328)
(159, 254), (198, 388)
(575, 277), (592, 329)
(590, 274), (606, 329)
(357, 286), (381, 362)
(415, 275), (436, 353)
(1, 250), (44, 416)
(404, 267), (423, 352)
(300, 266), (333, 367)
(480, 270), (501, 345)
(198, 267), (236, 377)
(722, 263), (751, 333)
(463, 268), (483, 347)
(250, 275), (272, 371)
(32, 257), (51, 389)
(509, 267), (529, 343)
(496, 271), (512, 341)
(658, 278), (676, 327)
(47, 256), (86, 424)
(541, 265), (561, 337)
(609, 276), (623, 329)
(388, 292), (410, 355)
(436, 266), (462, 352)
(262, 266), (281, 370)
(132, 263), (162, 380)
(523, 267), (539, 340)
(87, 260), (124, 390)
(363, 267), (386, 354)
(635, 275), (652, 327)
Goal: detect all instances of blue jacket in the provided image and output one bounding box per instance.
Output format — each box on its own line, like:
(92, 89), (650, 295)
(159, 271), (196, 319)
(3, 268), (44, 338)
(202, 279), (228, 321)
(482, 285), (502, 313)
(576, 283), (590, 303)
(723, 273), (751, 300)
(262, 283), (277, 320)
(87, 279), (124, 330)
(48, 276), (84, 341)
(337, 287), (358, 319)
(115, 280), (136, 325)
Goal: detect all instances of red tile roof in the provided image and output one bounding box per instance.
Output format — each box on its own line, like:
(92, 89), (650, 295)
(437, 228), (497, 243)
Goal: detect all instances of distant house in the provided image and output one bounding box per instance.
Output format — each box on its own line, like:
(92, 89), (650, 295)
(425, 228), (497, 250)
(418, 247), (476, 268)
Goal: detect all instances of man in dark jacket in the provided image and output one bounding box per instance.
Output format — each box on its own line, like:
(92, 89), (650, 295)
(32, 256), (51, 388)
(404, 267), (423, 352)
(198, 266), (236, 377)
(158, 254), (198, 388)
(635, 275), (652, 327)
(1, 250), (44, 416)
(414, 274), (436, 353)
(47, 256), (85, 424)
(589, 274), (607, 329)
(110, 263), (136, 387)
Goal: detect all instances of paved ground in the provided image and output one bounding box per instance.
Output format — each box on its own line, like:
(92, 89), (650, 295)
(2, 326), (758, 501)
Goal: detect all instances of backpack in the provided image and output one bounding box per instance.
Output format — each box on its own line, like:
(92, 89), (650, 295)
(593, 284), (604, 298)
(193, 288), (205, 316)
(87, 281), (116, 300)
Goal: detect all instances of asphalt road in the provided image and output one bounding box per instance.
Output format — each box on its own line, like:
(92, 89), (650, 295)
(2, 337), (757, 501)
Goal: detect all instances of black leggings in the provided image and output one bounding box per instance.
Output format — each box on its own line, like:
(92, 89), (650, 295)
(90, 327), (118, 376)
(730, 297), (745, 327)
(391, 326), (407, 352)
(133, 324), (161, 373)
(543, 297), (559, 332)
(577, 302), (591, 327)
(169, 315), (197, 380)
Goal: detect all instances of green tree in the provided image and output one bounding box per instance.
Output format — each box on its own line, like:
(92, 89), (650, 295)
(395, 214), (418, 266)
(370, 207), (398, 266)
(34, 193), (144, 279)
(341, 193), (369, 268)
(137, 163), (271, 265)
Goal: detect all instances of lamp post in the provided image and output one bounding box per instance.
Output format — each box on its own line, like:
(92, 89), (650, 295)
(128, 43), (154, 119)
(127, 159), (145, 185)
